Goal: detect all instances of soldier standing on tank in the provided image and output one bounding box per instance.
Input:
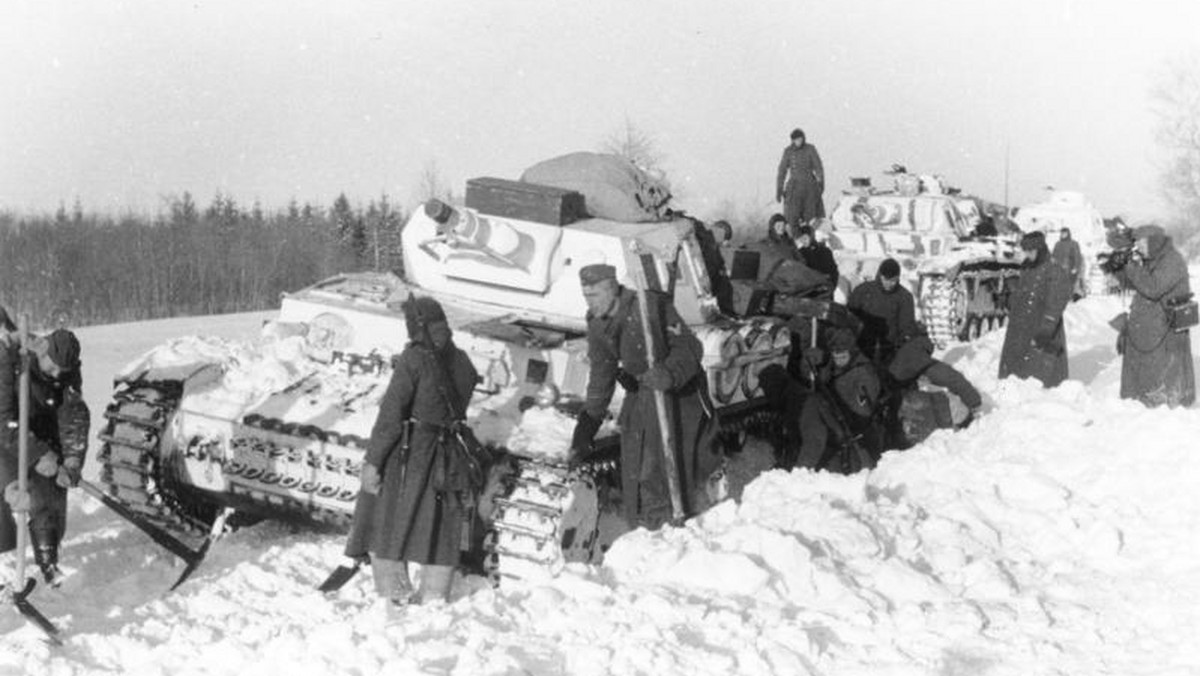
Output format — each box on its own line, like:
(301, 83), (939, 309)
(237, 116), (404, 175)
(343, 296), (481, 615)
(569, 264), (720, 530)
(998, 231), (1074, 388)
(776, 128), (826, 229)
(0, 318), (89, 587)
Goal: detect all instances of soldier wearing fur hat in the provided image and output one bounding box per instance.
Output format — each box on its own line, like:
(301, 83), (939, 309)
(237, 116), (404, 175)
(0, 322), (89, 586)
(1112, 224), (1194, 408)
(343, 295), (481, 614)
(776, 128), (826, 229)
(998, 231), (1074, 388)
(569, 263), (720, 530)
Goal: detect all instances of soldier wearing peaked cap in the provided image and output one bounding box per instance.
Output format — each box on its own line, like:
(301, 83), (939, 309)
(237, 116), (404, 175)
(569, 264), (720, 530)
(578, 263), (617, 286)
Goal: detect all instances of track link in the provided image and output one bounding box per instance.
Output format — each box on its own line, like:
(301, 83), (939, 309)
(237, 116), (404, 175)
(486, 406), (776, 583)
(919, 268), (1019, 348)
(97, 381), (214, 541)
(488, 460), (604, 582)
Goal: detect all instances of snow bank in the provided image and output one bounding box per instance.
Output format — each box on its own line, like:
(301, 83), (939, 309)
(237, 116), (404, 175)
(3, 296), (1199, 676)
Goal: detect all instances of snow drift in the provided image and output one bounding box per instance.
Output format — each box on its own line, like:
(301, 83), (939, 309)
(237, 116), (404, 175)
(2, 292), (1199, 676)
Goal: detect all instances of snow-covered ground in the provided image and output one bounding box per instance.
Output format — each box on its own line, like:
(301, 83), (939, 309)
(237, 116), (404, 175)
(3, 291), (1200, 676)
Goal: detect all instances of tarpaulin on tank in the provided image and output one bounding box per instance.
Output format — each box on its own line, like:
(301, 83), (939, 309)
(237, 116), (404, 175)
(520, 152), (671, 223)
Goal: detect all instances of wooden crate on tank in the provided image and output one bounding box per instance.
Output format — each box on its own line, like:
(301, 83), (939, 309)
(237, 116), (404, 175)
(465, 177), (587, 226)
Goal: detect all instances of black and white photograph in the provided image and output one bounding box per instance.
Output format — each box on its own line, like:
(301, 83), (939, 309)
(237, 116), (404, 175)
(2, 1), (1199, 674)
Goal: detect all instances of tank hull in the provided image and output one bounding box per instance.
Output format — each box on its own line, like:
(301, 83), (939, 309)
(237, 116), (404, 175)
(97, 196), (788, 583)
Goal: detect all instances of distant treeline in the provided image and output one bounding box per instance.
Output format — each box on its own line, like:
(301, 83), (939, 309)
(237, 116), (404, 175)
(0, 193), (407, 330)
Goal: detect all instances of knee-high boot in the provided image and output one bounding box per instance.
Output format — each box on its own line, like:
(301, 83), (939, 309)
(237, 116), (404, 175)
(29, 527), (61, 586)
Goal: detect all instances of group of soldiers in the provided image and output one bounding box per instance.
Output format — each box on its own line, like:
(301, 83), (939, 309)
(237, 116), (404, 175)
(997, 223), (1194, 409)
(4, 128), (1192, 622)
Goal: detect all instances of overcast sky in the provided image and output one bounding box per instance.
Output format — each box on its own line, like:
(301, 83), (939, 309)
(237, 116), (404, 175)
(2, 0), (1198, 221)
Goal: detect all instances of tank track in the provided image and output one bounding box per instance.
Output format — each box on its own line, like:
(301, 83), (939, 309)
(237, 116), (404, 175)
(919, 267), (1019, 348)
(96, 381), (216, 542)
(97, 380), (364, 549)
(920, 276), (966, 348)
(487, 459), (608, 582)
(485, 406), (777, 582)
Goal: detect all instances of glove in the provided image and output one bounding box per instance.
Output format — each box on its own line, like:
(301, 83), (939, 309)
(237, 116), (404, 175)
(1031, 333), (1053, 352)
(775, 191), (784, 203)
(34, 451), (60, 478)
(56, 456), (83, 488)
(570, 410), (603, 455)
(639, 365), (674, 391)
(359, 463), (382, 495)
(1032, 319), (1057, 352)
(615, 369), (640, 393)
(803, 347), (825, 368)
(4, 481), (30, 511)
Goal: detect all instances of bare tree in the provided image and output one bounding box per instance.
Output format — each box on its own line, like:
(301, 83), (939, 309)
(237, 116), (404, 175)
(416, 159), (454, 205)
(601, 117), (666, 174)
(1151, 53), (1200, 255)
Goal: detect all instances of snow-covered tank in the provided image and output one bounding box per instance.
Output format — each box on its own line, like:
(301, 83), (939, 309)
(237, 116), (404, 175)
(1011, 190), (1112, 296)
(826, 170), (1024, 347)
(95, 154), (789, 583)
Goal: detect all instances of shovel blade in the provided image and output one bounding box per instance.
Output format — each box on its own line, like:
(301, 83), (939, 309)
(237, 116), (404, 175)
(7, 578), (63, 646)
(317, 563), (362, 593)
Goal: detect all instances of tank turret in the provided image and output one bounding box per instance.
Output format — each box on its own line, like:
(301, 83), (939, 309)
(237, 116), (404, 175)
(827, 168), (1024, 347)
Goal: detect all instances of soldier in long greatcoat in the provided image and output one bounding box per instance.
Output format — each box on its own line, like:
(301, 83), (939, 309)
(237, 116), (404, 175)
(570, 264), (720, 530)
(1051, 228), (1085, 299)
(998, 231), (1074, 388)
(776, 128), (826, 228)
(1115, 224), (1195, 408)
(345, 296), (480, 609)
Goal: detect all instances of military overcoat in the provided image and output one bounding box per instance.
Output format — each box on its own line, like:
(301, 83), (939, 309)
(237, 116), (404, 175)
(582, 288), (719, 526)
(776, 143), (826, 225)
(1117, 228), (1195, 408)
(344, 342), (479, 565)
(998, 241), (1074, 387)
